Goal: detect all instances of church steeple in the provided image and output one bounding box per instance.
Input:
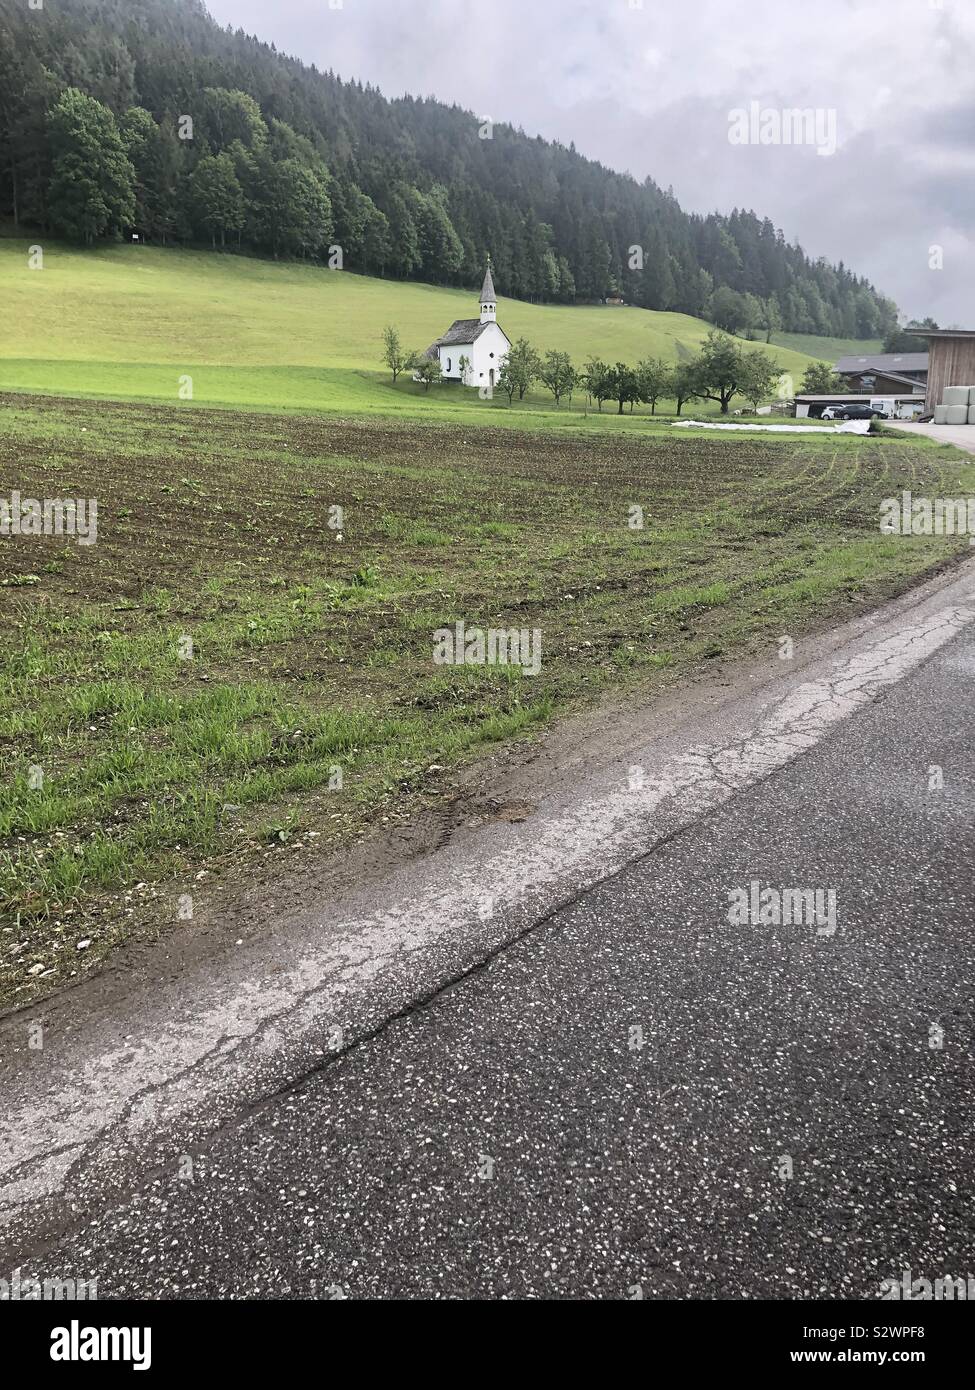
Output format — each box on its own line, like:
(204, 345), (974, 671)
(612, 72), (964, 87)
(479, 258), (497, 323)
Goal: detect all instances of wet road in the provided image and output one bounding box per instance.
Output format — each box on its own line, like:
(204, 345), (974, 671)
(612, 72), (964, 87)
(4, 588), (973, 1299)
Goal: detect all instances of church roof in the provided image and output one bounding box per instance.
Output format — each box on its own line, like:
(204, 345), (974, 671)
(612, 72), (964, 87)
(480, 261), (497, 302)
(422, 318), (490, 358)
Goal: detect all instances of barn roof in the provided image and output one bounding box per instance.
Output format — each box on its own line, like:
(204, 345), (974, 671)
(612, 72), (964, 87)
(795, 393), (923, 401)
(909, 328), (975, 339)
(834, 353), (928, 373)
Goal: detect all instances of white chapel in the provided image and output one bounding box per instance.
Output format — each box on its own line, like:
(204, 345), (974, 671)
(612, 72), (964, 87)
(421, 260), (512, 388)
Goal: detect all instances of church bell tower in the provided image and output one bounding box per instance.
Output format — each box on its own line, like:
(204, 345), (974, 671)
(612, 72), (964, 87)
(479, 258), (497, 324)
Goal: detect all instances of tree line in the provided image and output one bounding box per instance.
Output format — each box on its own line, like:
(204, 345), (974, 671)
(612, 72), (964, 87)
(0, 0), (897, 338)
(384, 327), (785, 416)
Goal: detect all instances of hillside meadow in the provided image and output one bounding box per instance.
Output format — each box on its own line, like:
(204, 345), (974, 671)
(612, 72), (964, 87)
(0, 239), (850, 421)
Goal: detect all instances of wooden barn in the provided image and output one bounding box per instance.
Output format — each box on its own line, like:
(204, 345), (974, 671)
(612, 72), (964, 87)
(910, 329), (975, 413)
(834, 352), (928, 396)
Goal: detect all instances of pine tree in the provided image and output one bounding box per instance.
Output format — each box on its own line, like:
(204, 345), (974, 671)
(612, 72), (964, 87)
(0, 0), (897, 323)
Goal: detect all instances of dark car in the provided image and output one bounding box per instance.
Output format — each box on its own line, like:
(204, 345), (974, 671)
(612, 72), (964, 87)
(835, 403), (884, 420)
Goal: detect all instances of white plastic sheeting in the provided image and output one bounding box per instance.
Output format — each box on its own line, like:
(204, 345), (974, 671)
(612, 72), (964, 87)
(671, 419), (872, 435)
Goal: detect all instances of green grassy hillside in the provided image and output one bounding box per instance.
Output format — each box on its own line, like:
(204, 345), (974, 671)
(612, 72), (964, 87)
(0, 240), (840, 418)
(771, 331), (883, 361)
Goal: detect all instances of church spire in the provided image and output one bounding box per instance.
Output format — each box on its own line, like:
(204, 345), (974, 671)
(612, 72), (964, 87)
(479, 258), (497, 323)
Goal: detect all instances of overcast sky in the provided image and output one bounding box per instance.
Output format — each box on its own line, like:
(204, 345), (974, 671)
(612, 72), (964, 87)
(205, 0), (975, 325)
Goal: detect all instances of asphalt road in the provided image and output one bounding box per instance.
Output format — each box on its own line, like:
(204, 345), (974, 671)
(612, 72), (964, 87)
(888, 421), (975, 454)
(4, 585), (974, 1300)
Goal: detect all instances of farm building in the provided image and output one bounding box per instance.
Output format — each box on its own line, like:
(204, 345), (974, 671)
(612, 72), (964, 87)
(421, 260), (511, 388)
(833, 352), (928, 395)
(908, 329), (975, 413)
(795, 394), (925, 420)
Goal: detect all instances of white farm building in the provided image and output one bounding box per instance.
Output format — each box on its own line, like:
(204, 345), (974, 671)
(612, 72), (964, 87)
(420, 260), (511, 389)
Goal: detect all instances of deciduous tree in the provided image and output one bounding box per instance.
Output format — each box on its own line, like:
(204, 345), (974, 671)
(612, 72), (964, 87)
(382, 325), (408, 382)
(738, 350), (783, 412)
(504, 338), (542, 401)
(800, 361), (844, 395)
(636, 357), (672, 415)
(583, 358), (614, 411)
(188, 151), (244, 249)
(672, 362), (700, 416)
(691, 331), (750, 415)
(47, 88), (135, 244)
(410, 354), (440, 390)
(610, 361), (640, 414)
(539, 350), (577, 407)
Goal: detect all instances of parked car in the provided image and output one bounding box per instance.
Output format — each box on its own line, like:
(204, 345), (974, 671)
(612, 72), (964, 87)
(821, 401), (891, 421)
(835, 403), (885, 420)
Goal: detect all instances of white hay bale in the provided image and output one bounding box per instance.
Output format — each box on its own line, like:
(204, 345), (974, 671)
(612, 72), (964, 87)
(945, 404), (969, 424)
(934, 404), (949, 423)
(943, 385), (971, 407)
